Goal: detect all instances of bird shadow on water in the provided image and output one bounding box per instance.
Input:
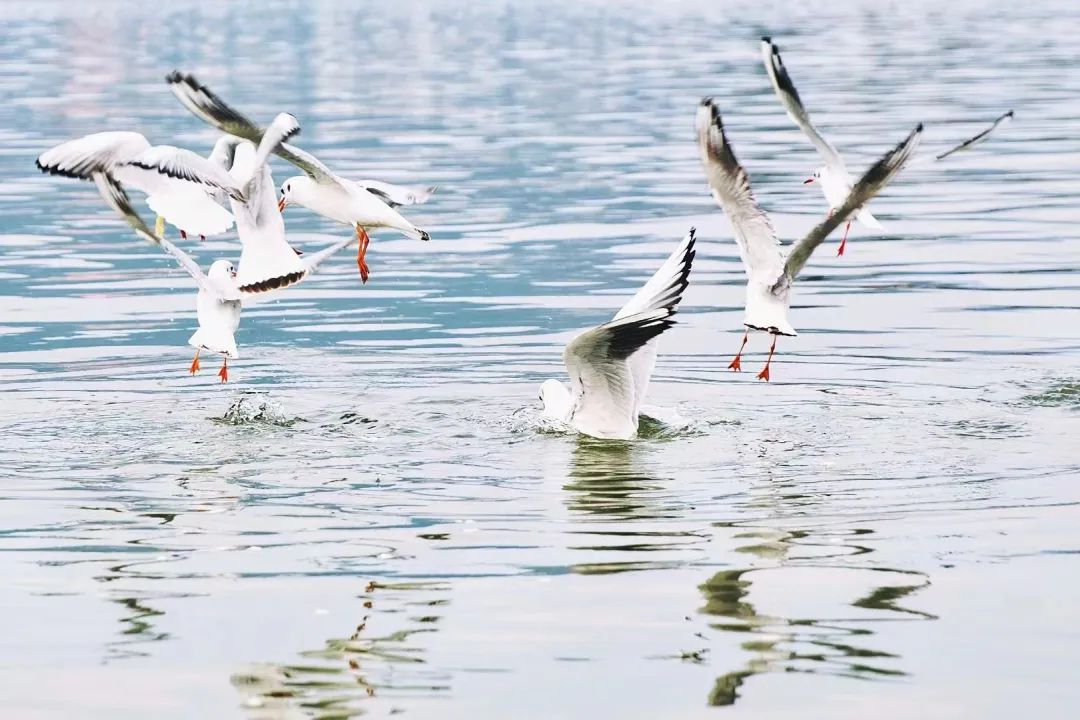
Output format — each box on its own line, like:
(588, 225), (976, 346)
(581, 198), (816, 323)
(695, 525), (936, 707)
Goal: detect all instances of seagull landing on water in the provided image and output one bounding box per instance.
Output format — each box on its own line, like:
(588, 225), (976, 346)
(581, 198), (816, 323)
(166, 71), (435, 285)
(539, 230), (696, 440)
(36, 131), (244, 240)
(761, 36), (889, 257)
(696, 98), (921, 381)
(85, 125), (359, 382)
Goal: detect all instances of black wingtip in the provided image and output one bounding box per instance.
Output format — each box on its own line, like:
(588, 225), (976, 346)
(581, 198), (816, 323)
(699, 96), (714, 107)
(916, 122), (924, 132)
(165, 70), (182, 83)
(419, 230), (431, 242)
(1005, 109), (1015, 118)
(688, 226), (696, 239)
(761, 35), (772, 43)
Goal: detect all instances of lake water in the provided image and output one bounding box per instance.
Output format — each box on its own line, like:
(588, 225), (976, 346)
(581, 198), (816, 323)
(1, 1), (1078, 718)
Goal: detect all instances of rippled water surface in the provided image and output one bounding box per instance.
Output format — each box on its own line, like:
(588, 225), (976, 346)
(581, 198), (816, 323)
(2, 1), (1079, 717)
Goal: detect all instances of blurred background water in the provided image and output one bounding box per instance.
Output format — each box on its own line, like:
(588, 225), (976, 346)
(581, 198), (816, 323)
(1, 0), (1079, 717)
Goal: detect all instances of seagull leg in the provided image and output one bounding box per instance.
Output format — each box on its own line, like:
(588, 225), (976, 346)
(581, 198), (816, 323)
(218, 357), (229, 383)
(355, 225), (371, 283)
(837, 221), (851, 257)
(756, 335), (777, 382)
(154, 215), (165, 239)
(728, 329), (749, 372)
(189, 349), (201, 375)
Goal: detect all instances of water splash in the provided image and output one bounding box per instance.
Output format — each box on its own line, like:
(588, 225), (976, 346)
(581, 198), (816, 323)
(216, 391), (301, 427)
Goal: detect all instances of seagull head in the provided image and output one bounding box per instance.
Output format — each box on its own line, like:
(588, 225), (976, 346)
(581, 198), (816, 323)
(208, 259), (238, 286)
(804, 169), (822, 185)
(278, 175), (311, 212)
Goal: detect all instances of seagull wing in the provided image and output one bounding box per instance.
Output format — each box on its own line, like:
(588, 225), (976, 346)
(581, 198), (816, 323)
(36, 132), (151, 180)
(353, 180), (437, 208)
(784, 124), (923, 281)
(695, 98), (785, 284)
(761, 37), (847, 175)
(564, 310), (678, 439)
(91, 172), (233, 299)
(935, 110), (1014, 161)
(301, 235), (358, 275)
(119, 145), (244, 199)
(611, 228), (696, 416)
(166, 71), (339, 185)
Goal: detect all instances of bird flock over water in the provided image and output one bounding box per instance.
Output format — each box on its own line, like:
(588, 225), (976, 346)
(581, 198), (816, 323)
(36, 37), (1011, 439)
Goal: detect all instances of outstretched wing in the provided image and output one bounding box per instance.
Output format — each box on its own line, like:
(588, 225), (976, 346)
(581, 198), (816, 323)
(120, 145), (244, 199)
(612, 228), (696, 415)
(36, 132), (151, 180)
(784, 124), (923, 281)
(564, 309), (679, 439)
(935, 110), (1013, 161)
(761, 37), (847, 175)
(695, 98), (785, 283)
(354, 180), (437, 208)
(91, 172), (226, 298)
(301, 235), (358, 275)
(166, 71), (338, 184)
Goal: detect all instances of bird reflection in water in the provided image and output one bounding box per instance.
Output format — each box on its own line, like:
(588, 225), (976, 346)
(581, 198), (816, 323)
(698, 527), (936, 706)
(563, 437), (708, 575)
(231, 581), (451, 719)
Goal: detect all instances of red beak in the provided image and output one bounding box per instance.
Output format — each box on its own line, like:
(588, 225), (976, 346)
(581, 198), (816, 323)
(230, 271), (237, 279)
(277, 197), (287, 212)
(803, 178), (815, 184)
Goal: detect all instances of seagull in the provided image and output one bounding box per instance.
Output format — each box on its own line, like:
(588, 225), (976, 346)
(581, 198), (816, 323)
(539, 229), (696, 440)
(36, 131), (242, 240)
(935, 110), (1014, 161)
(90, 165), (358, 382)
(761, 36), (888, 257)
(696, 98), (921, 380)
(165, 71), (434, 284)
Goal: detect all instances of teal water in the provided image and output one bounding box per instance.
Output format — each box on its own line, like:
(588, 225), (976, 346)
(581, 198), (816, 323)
(1, 1), (1079, 718)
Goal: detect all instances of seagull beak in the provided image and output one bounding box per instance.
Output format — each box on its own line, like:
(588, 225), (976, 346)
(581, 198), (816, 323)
(230, 271), (237, 279)
(277, 197), (287, 212)
(803, 177), (815, 184)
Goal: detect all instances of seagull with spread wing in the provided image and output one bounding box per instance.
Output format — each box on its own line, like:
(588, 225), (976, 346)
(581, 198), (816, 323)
(36, 129), (245, 240)
(166, 71), (434, 284)
(761, 36), (889, 256)
(539, 229), (696, 440)
(696, 98), (921, 381)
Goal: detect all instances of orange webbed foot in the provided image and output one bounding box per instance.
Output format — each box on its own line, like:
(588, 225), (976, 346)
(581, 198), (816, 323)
(189, 351), (201, 375)
(756, 365), (770, 382)
(218, 358), (229, 383)
(728, 356), (742, 372)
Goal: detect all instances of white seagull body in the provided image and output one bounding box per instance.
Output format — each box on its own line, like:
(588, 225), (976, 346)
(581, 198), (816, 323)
(166, 71), (434, 283)
(36, 131), (242, 238)
(696, 98), (921, 380)
(540, 229), (697, 440)
(761, 37), (884, 254)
